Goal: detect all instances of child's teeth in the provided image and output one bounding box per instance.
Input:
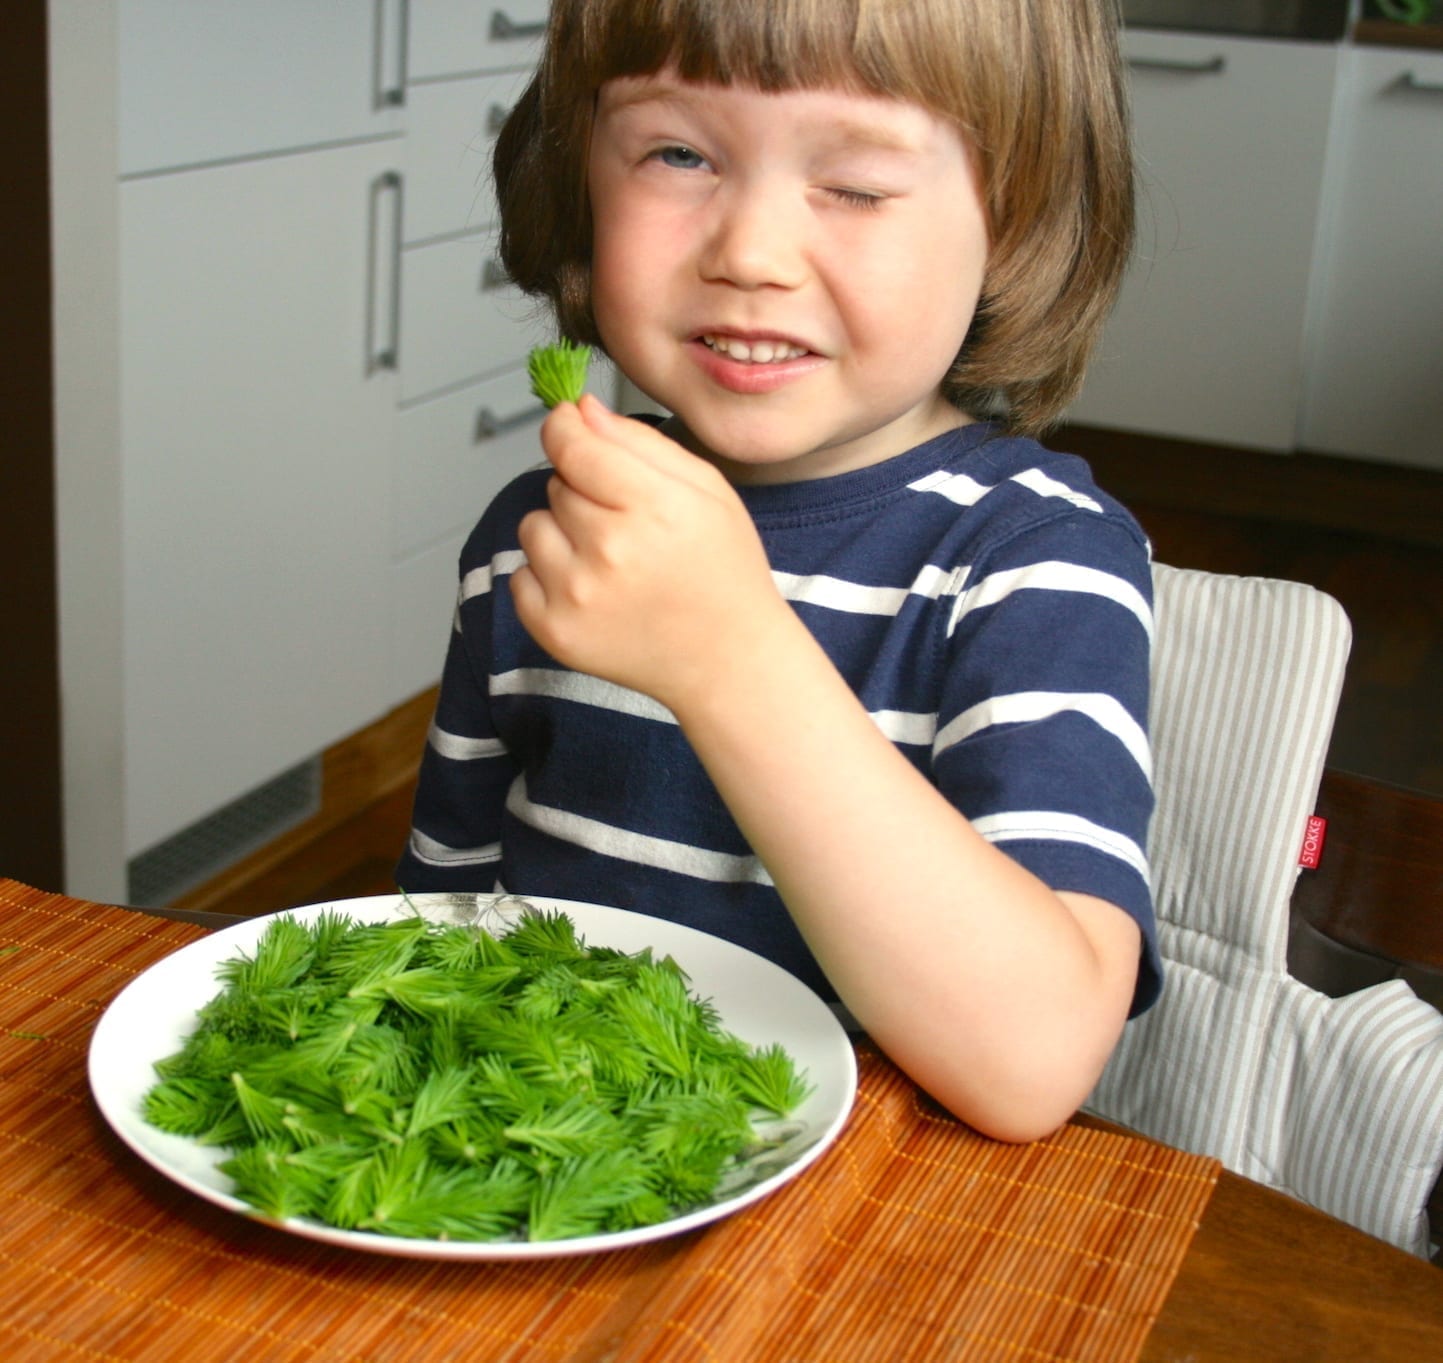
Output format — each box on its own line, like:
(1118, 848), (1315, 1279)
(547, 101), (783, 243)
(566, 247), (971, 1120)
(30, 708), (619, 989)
(705, 336), (805, 363)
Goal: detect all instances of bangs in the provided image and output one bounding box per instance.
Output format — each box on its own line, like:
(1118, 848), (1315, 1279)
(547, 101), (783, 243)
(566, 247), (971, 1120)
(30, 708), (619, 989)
(552, 0), (972, 113)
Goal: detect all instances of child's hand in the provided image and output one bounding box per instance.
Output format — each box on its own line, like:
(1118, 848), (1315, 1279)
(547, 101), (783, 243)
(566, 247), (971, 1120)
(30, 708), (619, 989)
(511, 395), (789, 711)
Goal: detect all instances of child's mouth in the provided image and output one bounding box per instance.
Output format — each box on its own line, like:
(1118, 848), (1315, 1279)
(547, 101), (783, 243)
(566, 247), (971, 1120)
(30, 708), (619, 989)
(701, 335), (811, 365)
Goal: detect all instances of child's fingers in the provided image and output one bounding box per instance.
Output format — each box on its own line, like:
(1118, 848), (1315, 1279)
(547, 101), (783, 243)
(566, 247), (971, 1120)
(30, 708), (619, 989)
(576, 394), (705, 479)
(507, 558), (545, 628)
(542, 470), (611, 546)
(537, 402), (631, 509)
(513, 505), (573, 596)
(545, 394), (717, 505)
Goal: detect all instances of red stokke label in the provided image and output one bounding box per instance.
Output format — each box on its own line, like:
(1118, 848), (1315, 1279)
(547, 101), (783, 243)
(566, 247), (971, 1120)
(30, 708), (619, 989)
(1298, 815), (1328, 869)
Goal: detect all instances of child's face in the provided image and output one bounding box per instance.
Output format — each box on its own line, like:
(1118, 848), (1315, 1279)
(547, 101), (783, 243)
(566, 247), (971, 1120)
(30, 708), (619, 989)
(587, 70), (990, 484)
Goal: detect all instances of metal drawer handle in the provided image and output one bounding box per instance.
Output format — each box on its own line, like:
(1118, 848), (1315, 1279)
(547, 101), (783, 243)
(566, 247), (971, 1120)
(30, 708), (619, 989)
(1396, 71), (1443, 97)
(374, 0), (410, 109)
(1128, 55), (1227, 76)
(490, 11), (546, 41)
(366, 171), (404, 374)
(476, 404), (546, 440)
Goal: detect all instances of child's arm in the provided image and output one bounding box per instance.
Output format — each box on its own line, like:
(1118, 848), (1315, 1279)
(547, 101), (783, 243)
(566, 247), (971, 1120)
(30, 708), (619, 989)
(512, 395), (1143, 1142)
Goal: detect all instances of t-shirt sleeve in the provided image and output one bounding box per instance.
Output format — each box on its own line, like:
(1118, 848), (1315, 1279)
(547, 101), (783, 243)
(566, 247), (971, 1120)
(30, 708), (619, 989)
(394, 614), (514, 894)
(931, 511), (1162, 1016)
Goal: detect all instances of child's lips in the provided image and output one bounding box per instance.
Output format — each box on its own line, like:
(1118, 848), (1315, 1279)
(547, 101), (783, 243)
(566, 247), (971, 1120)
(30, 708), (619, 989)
(688, 331), (826, 394)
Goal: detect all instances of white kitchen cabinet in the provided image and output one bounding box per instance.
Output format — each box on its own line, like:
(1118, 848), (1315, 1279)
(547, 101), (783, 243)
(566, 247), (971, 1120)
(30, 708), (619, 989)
(407, 0), (547, 80)
(118, 0), (403, 174)
(116, 1), (557, 866)
(1068, 31), (1340, 451)
(385, 7), (572, 707)
(120, 142), (400, 855)
(1297, 47), (1443, 472)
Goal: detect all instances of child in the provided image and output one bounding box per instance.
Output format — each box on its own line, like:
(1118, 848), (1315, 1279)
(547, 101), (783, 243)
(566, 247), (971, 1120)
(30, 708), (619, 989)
(398, 0), (1159, 1143)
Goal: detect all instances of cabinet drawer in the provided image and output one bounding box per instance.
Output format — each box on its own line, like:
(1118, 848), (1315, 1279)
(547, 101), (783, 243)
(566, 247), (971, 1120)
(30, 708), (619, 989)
(399, 231), (549, 401)
(408, 0), (548, 80)
(392, 366), (547, 562)
(119, 0), (401, 175)
(404, 68), (532, 243)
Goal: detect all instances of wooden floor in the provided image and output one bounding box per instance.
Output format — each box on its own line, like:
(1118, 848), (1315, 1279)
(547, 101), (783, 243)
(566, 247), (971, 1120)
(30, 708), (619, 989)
(187, 426), (1443, 917)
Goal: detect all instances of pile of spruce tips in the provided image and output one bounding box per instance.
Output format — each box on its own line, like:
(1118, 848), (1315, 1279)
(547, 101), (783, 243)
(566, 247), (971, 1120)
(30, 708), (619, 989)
(143, 906), (812, 1242)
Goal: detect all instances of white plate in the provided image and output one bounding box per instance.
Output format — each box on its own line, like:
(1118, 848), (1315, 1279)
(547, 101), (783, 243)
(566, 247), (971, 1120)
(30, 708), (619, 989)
(89, 893), (858, 1260)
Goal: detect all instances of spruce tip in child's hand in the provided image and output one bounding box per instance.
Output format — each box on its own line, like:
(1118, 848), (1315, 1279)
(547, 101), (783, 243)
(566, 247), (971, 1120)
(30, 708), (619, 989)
(528, 340), (593, 409)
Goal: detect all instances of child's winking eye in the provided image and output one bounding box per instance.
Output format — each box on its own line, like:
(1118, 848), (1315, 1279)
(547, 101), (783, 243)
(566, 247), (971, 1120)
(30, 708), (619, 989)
(825, 187), (884, 212)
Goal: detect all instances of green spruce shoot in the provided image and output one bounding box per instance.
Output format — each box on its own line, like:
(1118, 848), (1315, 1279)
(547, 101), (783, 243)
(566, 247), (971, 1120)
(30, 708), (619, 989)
(527, 340), (593, 408)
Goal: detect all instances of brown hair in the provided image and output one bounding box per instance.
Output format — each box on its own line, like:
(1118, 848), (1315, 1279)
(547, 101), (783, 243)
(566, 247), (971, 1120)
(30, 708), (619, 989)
(494, 0), (1134, 435)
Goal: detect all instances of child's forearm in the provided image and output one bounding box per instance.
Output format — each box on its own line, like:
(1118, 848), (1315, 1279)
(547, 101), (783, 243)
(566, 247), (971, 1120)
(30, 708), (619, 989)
(664, 603), (1140, 1143)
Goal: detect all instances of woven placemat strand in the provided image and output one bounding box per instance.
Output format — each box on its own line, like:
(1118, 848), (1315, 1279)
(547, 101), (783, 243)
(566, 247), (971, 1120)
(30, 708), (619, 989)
(1, 880), (1218, 1362)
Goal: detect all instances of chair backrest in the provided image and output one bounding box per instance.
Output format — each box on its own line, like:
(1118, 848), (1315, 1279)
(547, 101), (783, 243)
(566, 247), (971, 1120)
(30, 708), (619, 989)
(1087, 563), (1443, 1258)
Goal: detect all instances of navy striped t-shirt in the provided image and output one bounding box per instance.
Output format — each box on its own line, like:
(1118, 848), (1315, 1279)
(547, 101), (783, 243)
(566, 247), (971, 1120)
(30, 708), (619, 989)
(397, 421), (1162, 1015)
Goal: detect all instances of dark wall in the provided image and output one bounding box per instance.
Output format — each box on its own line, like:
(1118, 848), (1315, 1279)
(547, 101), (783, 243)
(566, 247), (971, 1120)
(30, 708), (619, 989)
(1, 1), (65, 889)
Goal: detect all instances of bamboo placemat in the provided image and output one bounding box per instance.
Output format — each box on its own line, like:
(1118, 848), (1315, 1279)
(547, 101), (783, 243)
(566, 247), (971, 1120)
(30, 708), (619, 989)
(1, 879), (1218, 1362)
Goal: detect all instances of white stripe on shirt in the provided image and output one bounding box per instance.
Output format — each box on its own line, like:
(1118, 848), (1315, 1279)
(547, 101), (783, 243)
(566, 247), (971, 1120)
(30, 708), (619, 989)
(947, 560), (1154, 639)
(907, 469), (991, 506)
(408, 827), (502, 868)
(1009, 467), (1104, 513)
(507, 777), (772, 885)
(772, 570), (907, 615)
(772, 564), (966, 616)
(908, 465), (1103, 514)
(934, 690), (1152, 779)
(428, 722), (507, 761)
(870, 709), (938, 746)
(490, 668), (676, 723)
(973, 809), (1149, 882)
(489, 667), (936, 749)
(460, 549), (528, 604)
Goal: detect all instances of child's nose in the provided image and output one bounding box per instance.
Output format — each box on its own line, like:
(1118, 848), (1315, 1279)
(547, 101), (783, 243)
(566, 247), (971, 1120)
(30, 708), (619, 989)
(698, 182), (807, 290)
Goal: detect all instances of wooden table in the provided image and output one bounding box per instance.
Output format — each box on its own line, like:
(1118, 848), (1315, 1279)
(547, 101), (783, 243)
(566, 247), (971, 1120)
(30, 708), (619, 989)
(3, 880), (1439, 1362)
(1141, 1159), (1443, 1361)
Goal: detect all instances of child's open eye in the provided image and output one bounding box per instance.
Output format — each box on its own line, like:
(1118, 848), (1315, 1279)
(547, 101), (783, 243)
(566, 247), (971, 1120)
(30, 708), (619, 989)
(653, 144), (708, 171)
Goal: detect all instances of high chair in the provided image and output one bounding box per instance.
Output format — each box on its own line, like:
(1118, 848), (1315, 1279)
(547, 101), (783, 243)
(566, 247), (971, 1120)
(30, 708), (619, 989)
(1085, 563), (1443, 1259)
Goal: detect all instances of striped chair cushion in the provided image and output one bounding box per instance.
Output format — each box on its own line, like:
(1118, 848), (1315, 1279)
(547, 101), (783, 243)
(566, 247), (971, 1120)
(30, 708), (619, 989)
(1087, 564), (1443, 1257)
